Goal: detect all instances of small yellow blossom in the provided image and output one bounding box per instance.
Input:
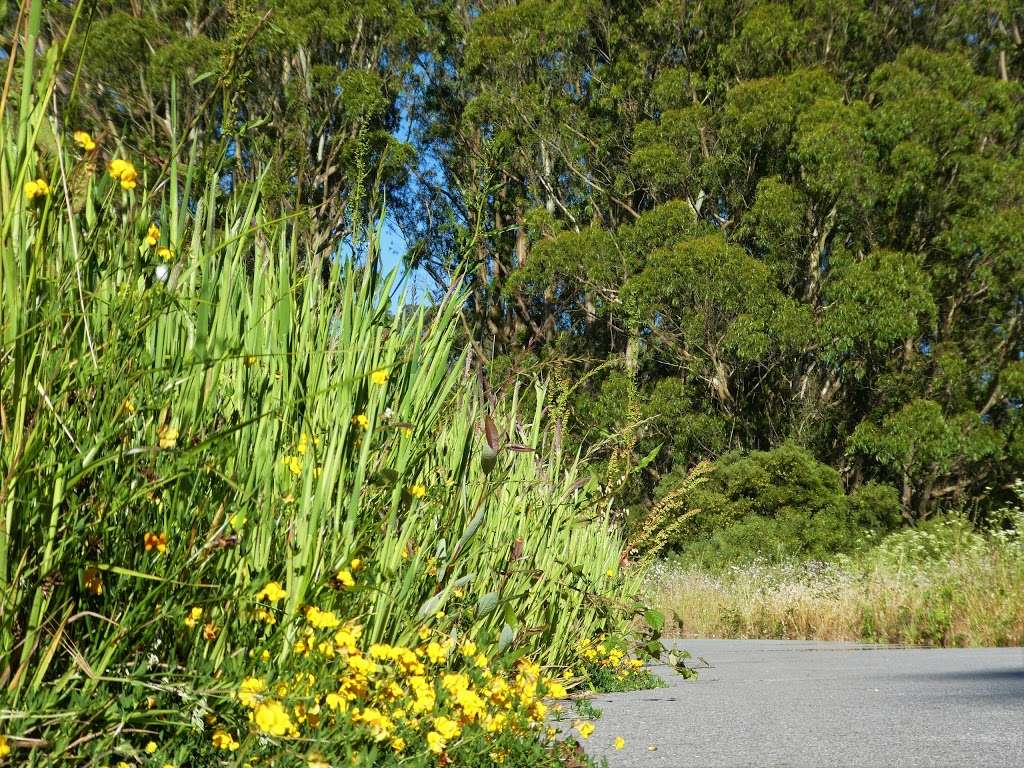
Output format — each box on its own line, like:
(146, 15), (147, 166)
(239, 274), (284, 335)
(144, 741), (158, 754)
(144, 531), (167, 553)
(145, 223), (160, 247)
(305, 605), (340, 629)
(24, 178), (50, 201)
(0, 736), (10, 757)
(122, 397), (135, 414)
(156, 246), (174, 261)
(350, 557), (363, 572)
(253, 699), (295, 737)
(158, 425), (178, 449)
(352, 413), (369, 429)
(245, 355), (259, 367)
(282, 454), (302, 476)
(238, 676), (267, 707)
(426, 731), (446, 754)
(84, 565), (103, 595)
(575, 721), (595, 739)
(433, 716), (460, 740)
(256, 581), (287, 603)
(425, 641), (448, 664)
(370, 368), (389, 385)
(409, 483), (427, 499)
(108, 158), (138, 190)
(184, 606), (203, 628)
(400, 425), (413, 438)
(614, 736), (625, 750)
(73, 130), (97, 151)
(336, 569), (355, 589)
(390, 736), (406, 752)
(211, 730), (240, 751)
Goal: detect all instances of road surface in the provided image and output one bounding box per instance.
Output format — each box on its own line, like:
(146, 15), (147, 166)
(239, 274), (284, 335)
(580, 639), (1024, 768)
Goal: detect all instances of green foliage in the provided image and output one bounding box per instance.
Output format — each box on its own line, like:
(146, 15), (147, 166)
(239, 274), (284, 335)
(666, 444), (902, 566)
(0, 45), (640, 764)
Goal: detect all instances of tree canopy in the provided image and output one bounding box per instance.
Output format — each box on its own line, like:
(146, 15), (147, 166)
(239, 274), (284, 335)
(21, 0), (1024, 528)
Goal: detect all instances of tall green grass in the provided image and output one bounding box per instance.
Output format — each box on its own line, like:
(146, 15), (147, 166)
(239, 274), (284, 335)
(648, 513), (1024, 647)
(0, 6), (637, 762)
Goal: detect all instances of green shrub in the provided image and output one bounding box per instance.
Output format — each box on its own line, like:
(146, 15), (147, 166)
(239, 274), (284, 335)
(664, 443), (901, 566)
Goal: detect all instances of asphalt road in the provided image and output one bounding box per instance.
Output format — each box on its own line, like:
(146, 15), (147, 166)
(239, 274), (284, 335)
(579, 639), (1024, 768)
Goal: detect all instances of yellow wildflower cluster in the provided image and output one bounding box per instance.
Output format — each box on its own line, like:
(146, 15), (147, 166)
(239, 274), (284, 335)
(144, 531), (167, 553)
(73, 130), (97, 151)
(282, 432), (321, 476)
(108, 158), (138, 190)
(24, 178), (50, 201)
(223, 597), (572, 763)
(578, 635), (645, 683)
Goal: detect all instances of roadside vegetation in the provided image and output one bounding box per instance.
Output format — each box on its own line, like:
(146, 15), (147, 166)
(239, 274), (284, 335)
(0, 5), (667, 765)
(650, 503), (1024, 647)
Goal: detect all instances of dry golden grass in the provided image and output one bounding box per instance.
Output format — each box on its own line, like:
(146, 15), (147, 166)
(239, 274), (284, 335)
(647, 544), (1024, 647)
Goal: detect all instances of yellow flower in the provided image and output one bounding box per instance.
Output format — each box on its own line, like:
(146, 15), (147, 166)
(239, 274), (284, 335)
(256, 581), (287, 603)
(202, 622), (219, 641)
(426, 731), (446, 754)
(546, 680), (567, 699)
(282, 454), (302, 475)
(184, 606), (203, 628)
(156, 246), (174, 261)
(211, 730), (240, 751)
(400, 426), (413, 438)
(122, 397), (135, 414)
(108, 158), (138, 190)
(145, 223), (160, 247)
(144, 741), (158, 754)
(305, 605), (340, 629)
(0, 736), (10, 757)
(238, 676), (267, 707)
(370, 368), (389, 385)
(433, 716), (460, 740)
(425, 641), (448, 664)
(158, 425), (178, 449)
(349, 557), (363, 572)
(245, 355), (259, 367)
(73, 130), (97, 151)
(614, 736), (625, 750)
(335, 569), (355, 589)
(24, 178), (50, 201)
(144, 531), (167, 553)
(253, 699), (295, 737)
(351, 413), (369, 429)
(84, 565), (103, 595)
(390, 736), (406, 752)
(409, 483), (427, 499)
(256, 607), (277, 625)
(575, 721), (595, 740)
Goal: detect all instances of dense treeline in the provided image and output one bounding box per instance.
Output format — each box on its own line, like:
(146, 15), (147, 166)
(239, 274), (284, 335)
(23, 1), (1024, 541)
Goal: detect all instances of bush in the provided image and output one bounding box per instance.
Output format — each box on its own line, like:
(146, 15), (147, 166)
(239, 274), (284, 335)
(664, 443), (901, 566)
